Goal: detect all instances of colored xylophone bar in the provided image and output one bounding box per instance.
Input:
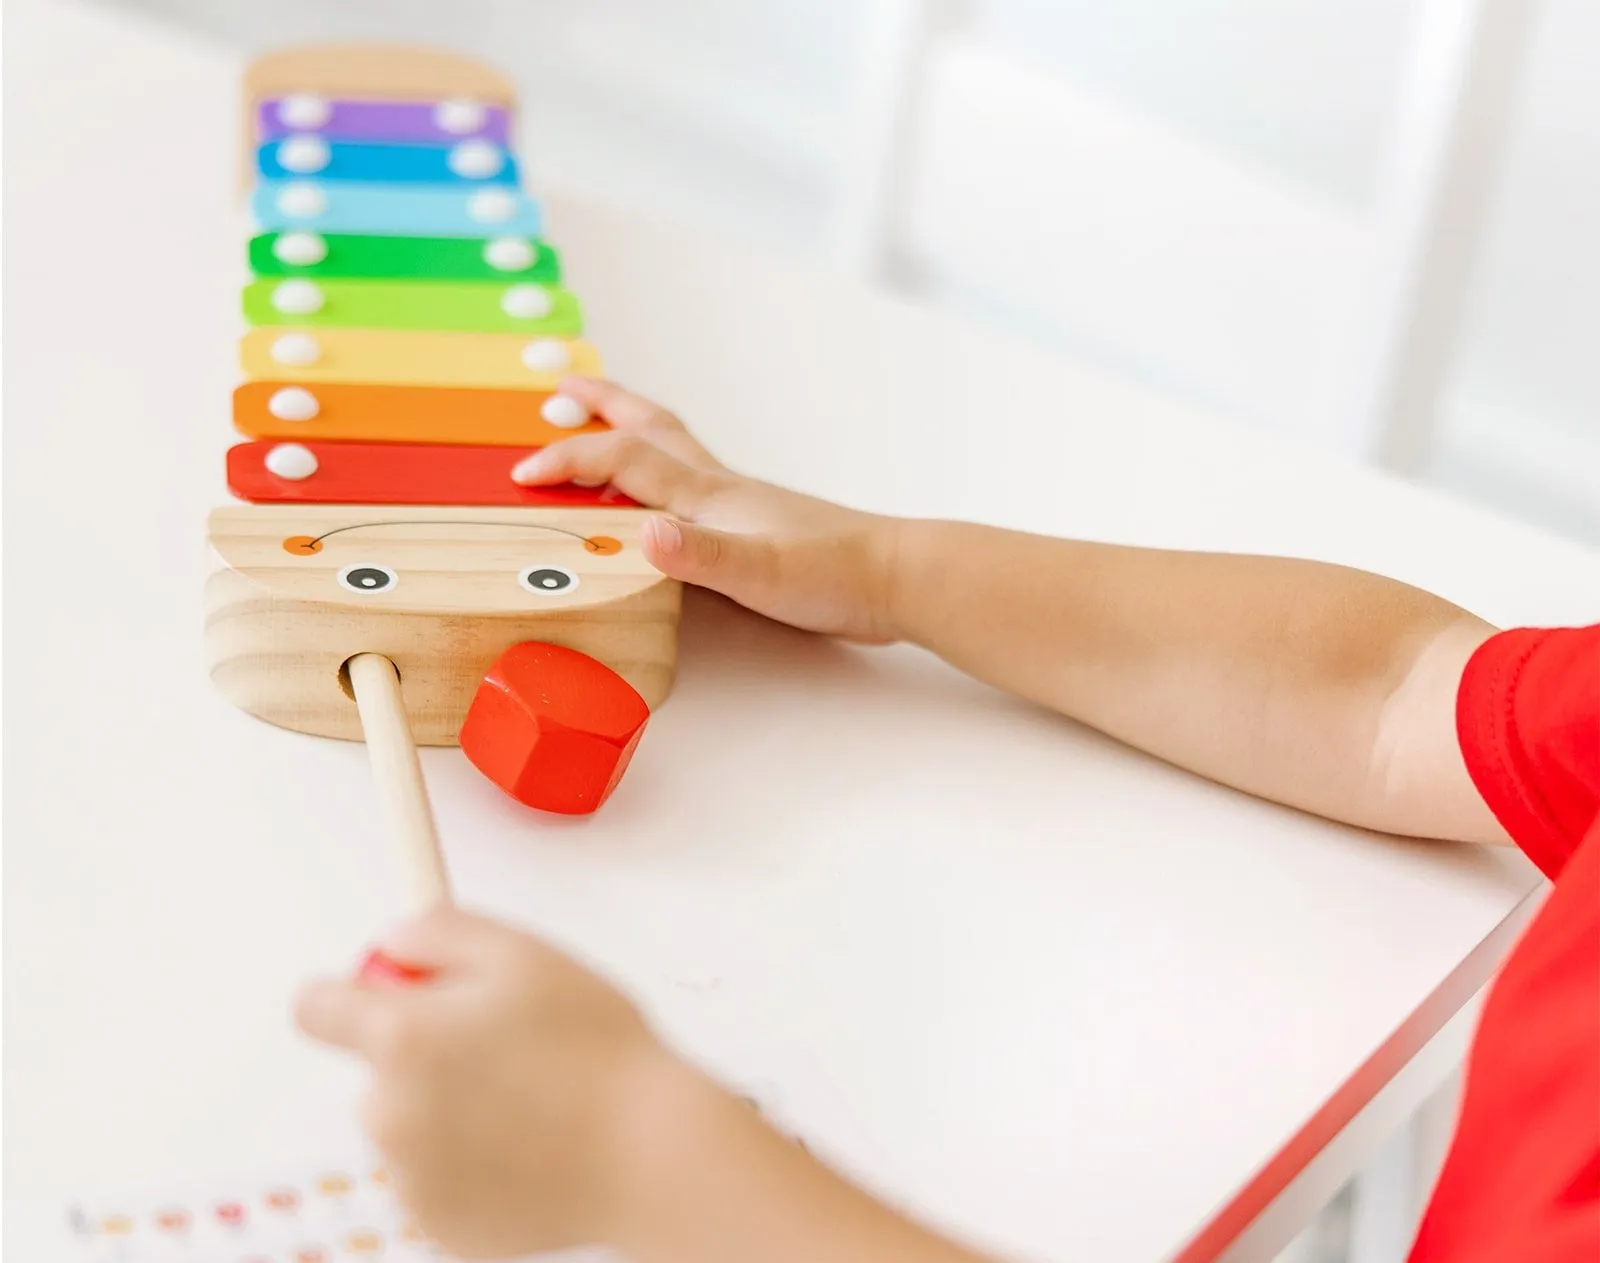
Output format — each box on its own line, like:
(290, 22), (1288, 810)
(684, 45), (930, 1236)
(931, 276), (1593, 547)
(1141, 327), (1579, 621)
(233, 76), (611, 506)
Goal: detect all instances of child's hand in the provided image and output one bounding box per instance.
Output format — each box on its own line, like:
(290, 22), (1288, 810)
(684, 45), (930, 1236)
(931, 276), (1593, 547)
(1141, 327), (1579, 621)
(512, 378), (903, 643)
(298, 906), (998, 1263)
(294, 906), (698, 1259)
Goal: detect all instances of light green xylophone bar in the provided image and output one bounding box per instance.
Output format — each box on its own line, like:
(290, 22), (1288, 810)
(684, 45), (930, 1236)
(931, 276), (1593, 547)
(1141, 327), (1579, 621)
(242, 277), (583, 335)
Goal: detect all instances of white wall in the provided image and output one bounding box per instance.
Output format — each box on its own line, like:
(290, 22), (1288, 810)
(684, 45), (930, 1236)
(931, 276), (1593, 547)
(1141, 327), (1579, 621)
(977, 0), (1415, 207)
(1437, 0), (1600, 541)
(104, 0), (1600, 544)
(961, 0), (1600, 543)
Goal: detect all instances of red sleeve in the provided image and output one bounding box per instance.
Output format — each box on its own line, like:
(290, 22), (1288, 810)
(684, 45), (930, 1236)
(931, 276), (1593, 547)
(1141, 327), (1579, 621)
(1456, 625), (1600, 879)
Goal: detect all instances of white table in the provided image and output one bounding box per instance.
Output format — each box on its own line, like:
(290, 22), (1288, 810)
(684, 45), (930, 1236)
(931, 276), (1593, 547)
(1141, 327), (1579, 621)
(7, 2), (1598, 1260)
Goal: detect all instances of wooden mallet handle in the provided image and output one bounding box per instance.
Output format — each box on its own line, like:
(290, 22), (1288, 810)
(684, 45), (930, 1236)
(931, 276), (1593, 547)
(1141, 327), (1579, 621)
(346, 653), (450, 910)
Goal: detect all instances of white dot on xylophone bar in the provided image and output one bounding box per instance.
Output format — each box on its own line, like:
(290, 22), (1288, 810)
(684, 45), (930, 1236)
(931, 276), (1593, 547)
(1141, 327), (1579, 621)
(277, 134), (331, 175)
(468, 188), (517, 224)
(273, 232), (327, 266)
(434, 98), (487, 135)
(276, 93), (331, 129)
(264, 443), (318, 480)
(541, 395), (590, 428)
(270, 333), (321, 366)
(268, 387), (320, 422)
(276, 182), (328, 220)
(483, 237), (536, 272)
(448, 140), (505, 179)
(272, 279), (324, 315)
(501, 285), (554, 320)
(520, 339), (570, 372)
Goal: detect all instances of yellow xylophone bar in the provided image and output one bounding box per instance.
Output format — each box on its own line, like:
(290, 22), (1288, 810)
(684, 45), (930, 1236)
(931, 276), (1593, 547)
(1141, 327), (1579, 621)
(240, 327), (603, 390)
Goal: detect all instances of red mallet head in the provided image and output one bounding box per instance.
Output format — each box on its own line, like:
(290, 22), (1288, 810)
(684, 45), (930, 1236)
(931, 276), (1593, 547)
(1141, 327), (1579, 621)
(459, 641), (651, 814)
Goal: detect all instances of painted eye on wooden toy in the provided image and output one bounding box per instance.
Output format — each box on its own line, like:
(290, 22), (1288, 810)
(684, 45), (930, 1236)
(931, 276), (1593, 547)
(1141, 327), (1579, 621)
(518, 565), (578, 596)
(338, 563), (397, 594)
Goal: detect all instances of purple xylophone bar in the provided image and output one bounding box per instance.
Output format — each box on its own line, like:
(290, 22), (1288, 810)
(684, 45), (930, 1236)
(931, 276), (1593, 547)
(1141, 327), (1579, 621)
(258, 96), (512, 145)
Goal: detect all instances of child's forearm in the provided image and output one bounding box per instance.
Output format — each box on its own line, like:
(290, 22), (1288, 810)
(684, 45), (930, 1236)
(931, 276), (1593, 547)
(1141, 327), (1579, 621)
(885, 520), (1501, 841)
(615, 1063), (996, 1263)
(515, 381), (1503, 842)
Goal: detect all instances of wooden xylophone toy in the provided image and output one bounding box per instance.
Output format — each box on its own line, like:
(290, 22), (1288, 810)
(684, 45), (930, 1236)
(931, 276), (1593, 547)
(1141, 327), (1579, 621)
(207, 46), (682, 878)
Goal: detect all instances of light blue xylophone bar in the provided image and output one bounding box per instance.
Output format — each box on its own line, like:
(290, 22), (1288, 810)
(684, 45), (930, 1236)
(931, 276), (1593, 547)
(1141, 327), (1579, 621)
(257, 138), (520, 185)
(251, 180), (543, 238)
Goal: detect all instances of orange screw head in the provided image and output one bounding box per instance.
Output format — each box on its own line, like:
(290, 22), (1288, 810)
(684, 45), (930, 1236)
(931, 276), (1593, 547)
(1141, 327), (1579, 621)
(459, 642), (650, 815)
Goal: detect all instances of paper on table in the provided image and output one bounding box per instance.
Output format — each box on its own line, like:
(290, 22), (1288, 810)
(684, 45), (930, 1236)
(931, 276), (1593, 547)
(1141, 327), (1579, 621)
(59, 1154), (614, 1263)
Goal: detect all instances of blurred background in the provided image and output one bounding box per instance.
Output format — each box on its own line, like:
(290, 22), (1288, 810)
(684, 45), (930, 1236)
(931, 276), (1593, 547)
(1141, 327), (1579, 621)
(106, 0), (1599, 548)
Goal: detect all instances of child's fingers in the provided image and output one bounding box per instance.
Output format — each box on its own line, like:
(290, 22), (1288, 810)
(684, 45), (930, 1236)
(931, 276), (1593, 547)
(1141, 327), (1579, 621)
(557, 377), (721, 468)
(556, 378), (671, 430)
(642, 517), (779, 603)
(512, 432), (722, 519)
(294, 977), (393, 1054)
(378, 905), (514, 970)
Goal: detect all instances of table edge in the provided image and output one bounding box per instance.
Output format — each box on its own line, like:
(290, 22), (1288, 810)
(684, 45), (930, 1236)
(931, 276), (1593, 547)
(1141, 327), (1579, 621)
(1169, 882), (1543, 1262)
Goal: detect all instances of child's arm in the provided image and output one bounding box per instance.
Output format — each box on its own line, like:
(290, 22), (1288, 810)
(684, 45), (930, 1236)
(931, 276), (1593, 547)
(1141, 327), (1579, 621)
(517, 378), (1510, 846)
(296, 908), (995, 1263)
(887, 525), (1506, 844)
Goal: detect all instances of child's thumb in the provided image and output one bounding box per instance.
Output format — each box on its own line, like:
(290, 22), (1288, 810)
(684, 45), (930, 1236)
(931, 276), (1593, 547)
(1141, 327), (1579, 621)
(642, 516), (772, 600)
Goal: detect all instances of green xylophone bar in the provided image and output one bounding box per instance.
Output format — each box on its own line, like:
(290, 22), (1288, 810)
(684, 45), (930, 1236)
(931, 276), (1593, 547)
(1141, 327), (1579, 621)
(250, 231), (562, 284)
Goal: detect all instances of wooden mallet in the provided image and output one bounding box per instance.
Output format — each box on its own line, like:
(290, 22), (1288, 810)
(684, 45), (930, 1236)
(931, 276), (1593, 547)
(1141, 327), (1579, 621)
(344, 652), (448, 984)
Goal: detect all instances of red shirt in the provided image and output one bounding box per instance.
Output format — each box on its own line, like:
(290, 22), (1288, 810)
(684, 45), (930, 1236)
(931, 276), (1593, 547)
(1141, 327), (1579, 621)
(1409, 625), (1600, 1262)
